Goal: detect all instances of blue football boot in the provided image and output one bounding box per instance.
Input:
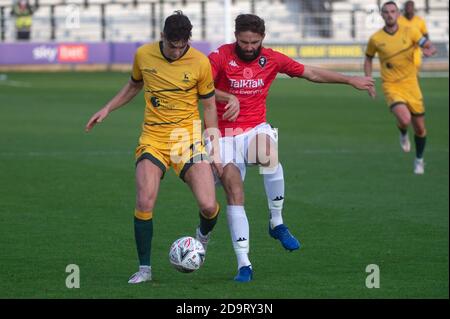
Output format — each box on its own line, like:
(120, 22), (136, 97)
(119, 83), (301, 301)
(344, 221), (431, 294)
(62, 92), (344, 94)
(234, 265), (253, 282)
(269, 224), (300, 251)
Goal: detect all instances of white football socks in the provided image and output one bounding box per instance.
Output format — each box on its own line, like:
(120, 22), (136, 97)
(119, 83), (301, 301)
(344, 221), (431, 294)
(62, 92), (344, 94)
(263, 163), (285, 229)
(227, 205), (251, 269)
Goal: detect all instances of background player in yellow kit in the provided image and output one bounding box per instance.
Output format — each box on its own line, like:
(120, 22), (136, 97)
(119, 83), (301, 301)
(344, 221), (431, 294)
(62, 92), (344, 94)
(85, 11), (223, 283)
(398, 0), (430, 72)
(364, 1), (436, 174)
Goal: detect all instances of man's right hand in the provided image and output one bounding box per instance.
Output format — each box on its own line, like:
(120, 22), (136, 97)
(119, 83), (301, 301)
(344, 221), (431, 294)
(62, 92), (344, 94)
(85, 107), (109, 132)
(349, 76), (376, 99)
(222, 95), (240, 122)
(422, 46), (437, 57)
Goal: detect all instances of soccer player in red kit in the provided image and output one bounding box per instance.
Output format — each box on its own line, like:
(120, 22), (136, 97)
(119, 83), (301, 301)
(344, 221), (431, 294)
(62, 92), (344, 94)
(208, 14), (375, 282)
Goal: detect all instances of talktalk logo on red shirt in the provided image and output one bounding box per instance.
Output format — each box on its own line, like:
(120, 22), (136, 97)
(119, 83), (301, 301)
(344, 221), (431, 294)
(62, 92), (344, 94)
(229, 78), (265, 89)
(57, 45), (88, 62)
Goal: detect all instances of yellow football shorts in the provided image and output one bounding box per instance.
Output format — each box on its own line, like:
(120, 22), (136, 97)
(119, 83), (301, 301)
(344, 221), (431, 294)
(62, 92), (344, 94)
(135, 137), (209, 181)
(382, 79), (425, 116)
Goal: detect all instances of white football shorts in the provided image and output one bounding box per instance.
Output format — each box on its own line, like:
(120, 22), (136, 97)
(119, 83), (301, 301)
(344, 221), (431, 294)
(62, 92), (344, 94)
(206, 122), (278, 184)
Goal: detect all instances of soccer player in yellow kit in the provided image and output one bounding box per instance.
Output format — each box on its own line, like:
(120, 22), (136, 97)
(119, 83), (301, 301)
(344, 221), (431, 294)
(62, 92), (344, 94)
(364, 1), (436, 174)
(398, 0), (429, 72)
(85, 11), (223, 283)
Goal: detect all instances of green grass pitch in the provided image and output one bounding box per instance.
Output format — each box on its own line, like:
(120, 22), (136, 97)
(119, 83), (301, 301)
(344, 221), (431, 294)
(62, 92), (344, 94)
(0, 72), (448, 298)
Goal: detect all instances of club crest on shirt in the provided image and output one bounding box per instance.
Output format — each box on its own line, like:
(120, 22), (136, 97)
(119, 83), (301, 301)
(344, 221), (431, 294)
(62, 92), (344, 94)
(258, 56), (267, 68)
(182, 71), (191, 83)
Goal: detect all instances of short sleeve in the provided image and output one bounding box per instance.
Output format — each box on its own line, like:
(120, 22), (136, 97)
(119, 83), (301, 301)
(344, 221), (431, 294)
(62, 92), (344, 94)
(197, 57), (215, 99)
(275, 51), (304, 77)
(365, 36), (377, 58)
(207, 49), (223, 80)
(131, 52), (143, 83)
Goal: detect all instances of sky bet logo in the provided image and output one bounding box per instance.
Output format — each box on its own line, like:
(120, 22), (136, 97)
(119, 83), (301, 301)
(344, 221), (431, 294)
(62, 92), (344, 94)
(32, 44), (88, 63)
(58, 45), (88, 62)
(32, 45), (58, 62)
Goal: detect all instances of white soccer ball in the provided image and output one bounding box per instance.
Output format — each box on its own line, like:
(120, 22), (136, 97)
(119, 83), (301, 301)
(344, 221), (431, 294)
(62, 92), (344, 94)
(169, 236), (205, 273)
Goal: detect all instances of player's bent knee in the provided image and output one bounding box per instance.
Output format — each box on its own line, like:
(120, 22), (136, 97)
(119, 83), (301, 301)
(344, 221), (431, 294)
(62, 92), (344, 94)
(136, 198), (155, 212)
(399, 117), (411, 127)
(200, 202), (219, 218)
(415, 128), (427, 137)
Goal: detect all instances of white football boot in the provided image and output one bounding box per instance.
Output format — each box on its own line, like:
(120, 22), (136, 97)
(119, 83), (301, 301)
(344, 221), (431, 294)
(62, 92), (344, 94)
(414, 158), (425, 175)
(196, 227), (211, 251)
(128, 266), (151, 284)
(400, 133), (411, 152)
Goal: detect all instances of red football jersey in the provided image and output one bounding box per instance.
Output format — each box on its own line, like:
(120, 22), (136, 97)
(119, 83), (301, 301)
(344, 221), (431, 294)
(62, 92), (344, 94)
(208, 43), (305, 136)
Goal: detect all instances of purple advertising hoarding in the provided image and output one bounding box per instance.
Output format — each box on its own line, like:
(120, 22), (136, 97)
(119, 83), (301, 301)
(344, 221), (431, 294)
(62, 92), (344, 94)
(0, 41), (211, 65)
(1, 41), (447, 65)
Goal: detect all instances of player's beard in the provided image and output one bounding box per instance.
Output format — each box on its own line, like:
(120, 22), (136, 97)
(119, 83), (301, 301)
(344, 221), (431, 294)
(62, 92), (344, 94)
(386, 19), (396, 27)
(235, 44), (262, 62)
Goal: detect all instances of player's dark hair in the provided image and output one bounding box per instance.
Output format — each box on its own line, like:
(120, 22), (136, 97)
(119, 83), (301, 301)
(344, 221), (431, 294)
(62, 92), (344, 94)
(403, 0), (415, 10)
(163, 11), (192, 42)
(235, 14), (265, 35)
(381, 1), (398, 11)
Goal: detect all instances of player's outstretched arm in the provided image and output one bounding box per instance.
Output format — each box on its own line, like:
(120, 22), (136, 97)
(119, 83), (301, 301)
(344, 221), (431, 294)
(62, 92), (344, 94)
(215, 89), (240, 122)
(301, 65), (376, 98)
(201, 95), (223, 178)
(85, 80), (143, 132)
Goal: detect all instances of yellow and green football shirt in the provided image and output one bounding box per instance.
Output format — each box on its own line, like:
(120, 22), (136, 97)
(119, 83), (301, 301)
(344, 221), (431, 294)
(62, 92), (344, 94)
(366, 25), (428, 114)
(132, 42), (215, 143)
(366, 25), (426, 82)
(398, 15), (428, 38)
(398, 15), (429, 69)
